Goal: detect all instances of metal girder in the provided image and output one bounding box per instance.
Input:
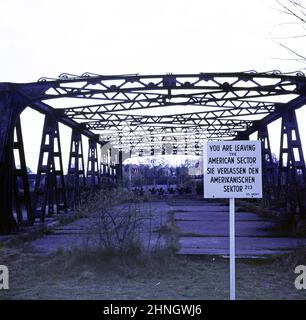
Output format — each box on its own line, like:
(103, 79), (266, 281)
(241, 95), (306, 137)
(107, 132), (234, 152)
(37, 72), (303, 104)
(30, 101), (103, 145)
(29, 71), (306, 152)
(87, 139), (100, 190)
(0, 82), (103, 233)
(64, 100), (276, 120)
(33, 116), (67, 221)
(86, 116), (256, 130)
(116, 150), (123, 181)
(257, 125), (276, 202)
(278, 110), (306, 216)
(129, 146), (204, 157)
(1, 71), (306, 233)
(13, 118), (34, 225)
(0, 84), (27, 233)
(67, 128), (86, 208)
(4, 72), (306, 153)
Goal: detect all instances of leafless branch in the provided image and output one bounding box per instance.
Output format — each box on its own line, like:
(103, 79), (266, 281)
(273, 39), (306, 61)
(271, 1), (306, 65)
(276, 0), (306, 23)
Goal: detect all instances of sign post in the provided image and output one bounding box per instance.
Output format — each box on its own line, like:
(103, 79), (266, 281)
(203, 140), (262, 300)
(229, 197), (235, 300)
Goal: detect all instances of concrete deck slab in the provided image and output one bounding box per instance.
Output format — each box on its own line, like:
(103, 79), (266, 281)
(4, 197), (306, 259)
(172, 199), (306, 257)
(28, 202), (170, 254)
(175, 211), (267, 221)
(176, 220), (275, 237)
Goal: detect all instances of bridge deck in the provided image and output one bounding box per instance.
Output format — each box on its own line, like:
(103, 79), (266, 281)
(2, 197), (306, 258)
(173, 199), (306, 257)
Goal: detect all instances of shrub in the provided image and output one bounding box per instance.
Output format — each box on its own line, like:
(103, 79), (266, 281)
(80, 187), (166, 255)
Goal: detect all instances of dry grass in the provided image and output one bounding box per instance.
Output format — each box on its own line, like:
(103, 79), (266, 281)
(0, 190), (305, 300)
(0, 245), (305, 300)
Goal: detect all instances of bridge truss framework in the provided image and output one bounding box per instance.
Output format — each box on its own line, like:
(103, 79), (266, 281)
(0, 71), (306, 233)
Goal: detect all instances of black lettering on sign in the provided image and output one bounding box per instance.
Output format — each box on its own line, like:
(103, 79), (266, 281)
(207, 168), (215, 174)
(236, 157), (256, 164)
(223, 186), (243, 192)
(208, 157), (234, 164)
(234, 144), (256, 152)
(248, 167), (259, 174)
(209, 145), (220, 151)
(222, 144), (232, 152)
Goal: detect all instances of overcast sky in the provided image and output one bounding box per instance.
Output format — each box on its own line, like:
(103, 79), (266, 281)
(1, 0), (306, 171)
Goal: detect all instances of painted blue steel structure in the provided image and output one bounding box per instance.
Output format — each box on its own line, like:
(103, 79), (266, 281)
(0, 71), (306, 233)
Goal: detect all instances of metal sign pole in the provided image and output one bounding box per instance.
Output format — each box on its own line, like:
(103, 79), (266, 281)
(128, 165), (132, 190)
(203, 140), (262, 300)
(229, 197), (236, 300)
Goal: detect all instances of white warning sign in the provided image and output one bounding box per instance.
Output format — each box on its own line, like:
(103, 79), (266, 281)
(203, 140), (262, 198)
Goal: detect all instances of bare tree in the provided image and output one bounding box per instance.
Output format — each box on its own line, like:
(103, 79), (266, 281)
(274, 0), (306, 65)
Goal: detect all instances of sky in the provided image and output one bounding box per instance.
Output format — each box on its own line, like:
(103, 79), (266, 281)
(1, 0), (306, 172)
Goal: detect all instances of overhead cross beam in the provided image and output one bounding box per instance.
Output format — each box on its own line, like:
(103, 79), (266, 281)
(1, 71), (306, 233)
(44, 71), (305, 154)
(1, 71), (306, 157)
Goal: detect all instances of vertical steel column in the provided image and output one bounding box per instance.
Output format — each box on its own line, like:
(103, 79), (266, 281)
(33, 116), (67, 221)
(108, 148), (113, 182)
(184, 134), (188, 155)
(161, 136), (166, 155)
(87, 138), (100, 189)
(278, 110), (306, 216)
(13, 117), (34, 225)
(100, 146), (108, 179)
(173, 136), (178, 155)
(257, 125), (276, 202)
(116, 134), (123, 182)
(98, 144), (104, 184)
(116, 150), (123, 181)
(0, 84), (28, 233)
(99, 148), (105, 178)
(100, 163), (104, 177)
(195, 131), (200, 156)
(150, 133), (154, 156)
(67, 129), (86, 208)
(107, 148), (111, 178)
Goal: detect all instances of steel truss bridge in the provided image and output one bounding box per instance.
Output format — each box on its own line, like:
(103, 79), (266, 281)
(0, 71), (306, 233)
